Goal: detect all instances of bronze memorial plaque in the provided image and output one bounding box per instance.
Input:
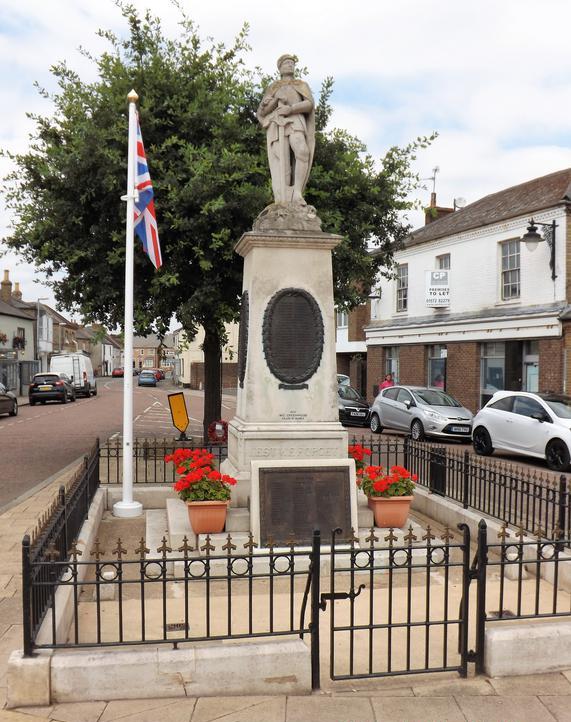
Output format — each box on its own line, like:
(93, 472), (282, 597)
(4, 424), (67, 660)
(259, 466), (352, 546)
(262, 288), (324, 386)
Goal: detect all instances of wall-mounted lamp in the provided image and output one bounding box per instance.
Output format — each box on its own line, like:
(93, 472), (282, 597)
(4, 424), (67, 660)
(521, 218), (557, 281)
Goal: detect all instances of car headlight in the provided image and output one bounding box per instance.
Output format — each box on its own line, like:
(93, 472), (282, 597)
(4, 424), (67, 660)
(426, 410), (445, 422)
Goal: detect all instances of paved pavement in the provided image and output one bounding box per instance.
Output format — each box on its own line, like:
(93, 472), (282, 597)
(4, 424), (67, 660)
(2, 463), (571, 719)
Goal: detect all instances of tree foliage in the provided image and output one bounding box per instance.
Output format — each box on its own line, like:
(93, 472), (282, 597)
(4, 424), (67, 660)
(1, 2), (433, 433)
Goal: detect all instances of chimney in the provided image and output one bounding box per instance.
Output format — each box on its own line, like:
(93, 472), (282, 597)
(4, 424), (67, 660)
(424, 193), (455, 225)
(12, 282), (22, 301)
(1, 271), (12, 304)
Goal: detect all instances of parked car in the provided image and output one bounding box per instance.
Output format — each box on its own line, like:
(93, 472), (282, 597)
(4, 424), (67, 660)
(29, 372), (76, 405)
(369, 385), (473, 440)
(338, 384), (370, 427)
(138, 370), (157, 387)
(337, 374), (350, 386)
(112, 367), (124, 378)
(149, 368), (162, 381)
(472, 391), (571, 471)
(50, 352), (97, 398)
(0, 383), (18, 417)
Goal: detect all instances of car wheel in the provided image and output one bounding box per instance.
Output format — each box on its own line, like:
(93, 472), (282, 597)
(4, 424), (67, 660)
(9, 400), (17, 417)
(41, 400), (46, 405)
(29, 400), (36, 407)
(71, 392), (76, 402)
(92, 385), (98, 396)
(545, 439), (571, 472)
(473, 426), (494, 456)
(62, 392), (68, 404)
(411, 419), (425, 441)
(370, 413), (382, 434)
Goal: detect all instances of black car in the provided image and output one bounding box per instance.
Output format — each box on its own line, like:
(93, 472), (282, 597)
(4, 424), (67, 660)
(338, 385), (370, 427)
(29, 372), (76, 405)
(0, 383), (18, 417)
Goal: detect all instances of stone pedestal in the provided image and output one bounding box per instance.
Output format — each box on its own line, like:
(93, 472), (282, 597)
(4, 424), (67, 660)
(221, 229), (349, 507)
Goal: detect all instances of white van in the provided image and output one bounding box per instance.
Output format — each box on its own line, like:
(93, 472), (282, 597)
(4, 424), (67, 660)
(50, 352), (97, 398)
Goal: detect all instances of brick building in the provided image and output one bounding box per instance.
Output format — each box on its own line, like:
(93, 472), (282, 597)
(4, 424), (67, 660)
(359, 169), (571, 414)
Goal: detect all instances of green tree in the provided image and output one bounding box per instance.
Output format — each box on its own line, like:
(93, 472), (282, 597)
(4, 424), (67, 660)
(1, 3), (432, 438)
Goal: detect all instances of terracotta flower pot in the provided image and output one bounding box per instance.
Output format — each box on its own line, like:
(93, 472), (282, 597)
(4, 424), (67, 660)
(367, 495), (413, 528)
(186, 500), (229, 534)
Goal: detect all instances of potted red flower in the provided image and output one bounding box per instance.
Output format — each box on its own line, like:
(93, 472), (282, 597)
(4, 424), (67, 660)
(165, 448), (237, 533)
(348, 443), (372, 473)
(357, 464), (417, 528)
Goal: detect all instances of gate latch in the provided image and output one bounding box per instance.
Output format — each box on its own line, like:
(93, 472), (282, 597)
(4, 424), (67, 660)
(320, 584), (365, 611)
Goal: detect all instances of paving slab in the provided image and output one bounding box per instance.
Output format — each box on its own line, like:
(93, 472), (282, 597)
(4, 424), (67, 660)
(0, 602), (21, 627)
(412, 677), (495, 696)
(456, 695), (556, 721)
(50, 701), (107, 722)
(332, 686), (414, 697)
(0, 711), (51, 721)
(191, 696), (284, 722)
(539, 695), (571, 722)
(105, 699), (196, 722)
(489, 673), (571, 696)
(286, 695), (374, 722)
(370, 696), (465, 722)
(100, 697), (186, 721)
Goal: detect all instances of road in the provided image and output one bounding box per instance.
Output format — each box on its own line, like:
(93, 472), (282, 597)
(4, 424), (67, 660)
(0, 378), (236, 510)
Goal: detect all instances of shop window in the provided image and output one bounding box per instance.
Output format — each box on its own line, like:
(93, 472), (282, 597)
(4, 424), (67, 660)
(480, 342), (505, 406)
(427, 345), (447, 389)
(500, 240), (520, 300)
(396, 264), (408, 312)
(385, 346), (399, 382)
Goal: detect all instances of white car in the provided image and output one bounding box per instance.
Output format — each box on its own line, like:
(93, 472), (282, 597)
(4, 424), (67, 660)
(472, 391), (571, 471)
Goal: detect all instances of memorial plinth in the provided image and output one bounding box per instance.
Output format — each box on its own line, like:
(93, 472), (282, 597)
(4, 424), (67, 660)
(221, 229), (349, 507)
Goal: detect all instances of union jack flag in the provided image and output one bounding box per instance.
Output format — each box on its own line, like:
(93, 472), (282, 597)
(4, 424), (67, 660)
(134, 116), (162, 269)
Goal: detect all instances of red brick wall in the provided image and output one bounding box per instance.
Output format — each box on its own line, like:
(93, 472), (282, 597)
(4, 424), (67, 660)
(367, 345), (384, 398)
(446, 342), (480, 413)
(348, 304), (369, 342)
(190, 362), (238, 390)
(337, 355), (350, 376)
(399, 345), (426, 386)
(539, 338), (564, 394)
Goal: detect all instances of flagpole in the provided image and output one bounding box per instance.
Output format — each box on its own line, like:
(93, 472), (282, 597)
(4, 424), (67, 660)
(114, 89), (143, 518)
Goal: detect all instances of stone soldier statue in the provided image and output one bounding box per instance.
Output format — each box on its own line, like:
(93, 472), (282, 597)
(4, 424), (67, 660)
(257, 54), (315, 205)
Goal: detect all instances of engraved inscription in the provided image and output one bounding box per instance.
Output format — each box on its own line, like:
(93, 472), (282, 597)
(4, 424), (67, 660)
(259, 466), (352, 546)
(278, 411), (308, 422)
(262, 288), (324, 384)
(251, 446), (339, 458)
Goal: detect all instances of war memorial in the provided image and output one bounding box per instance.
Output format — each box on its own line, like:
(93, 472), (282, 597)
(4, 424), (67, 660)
(6, 55), (571, 709)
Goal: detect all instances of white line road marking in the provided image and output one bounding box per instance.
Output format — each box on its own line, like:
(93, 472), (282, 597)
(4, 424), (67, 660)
(143, 406), (153, 413)
(134, 415), (141, 422)
(110, 432), (120, 439)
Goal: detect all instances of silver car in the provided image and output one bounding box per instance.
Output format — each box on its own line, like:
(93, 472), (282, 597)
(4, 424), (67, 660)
(369, 385), (474, 441)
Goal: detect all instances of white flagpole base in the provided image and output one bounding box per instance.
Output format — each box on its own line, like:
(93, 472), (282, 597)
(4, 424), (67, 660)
(113, 500), (143, 518)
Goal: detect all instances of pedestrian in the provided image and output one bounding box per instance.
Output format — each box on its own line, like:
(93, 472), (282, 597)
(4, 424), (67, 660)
(380, 373), (394, 390)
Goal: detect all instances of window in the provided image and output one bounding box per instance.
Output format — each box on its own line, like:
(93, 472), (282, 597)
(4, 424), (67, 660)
(481, 342), (505, 407)
(437, 253), (451, 270)
(385, 346), (399, 382)
(336, 310), (348, 328)
(427, 345), (447, 389)
(396, 388), (413, 405)
(512, 396), (546, 419)
(383, 387), (400, 400)
(501, 240), (520, 300)
(17, 327), (25, 340)
(143, 358), (154, 367)
(488, 395), (513, 412)
(396, 264), (408, 312)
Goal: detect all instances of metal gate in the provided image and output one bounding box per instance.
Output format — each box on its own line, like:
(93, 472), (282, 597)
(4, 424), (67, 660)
(317, 524), (472, 682)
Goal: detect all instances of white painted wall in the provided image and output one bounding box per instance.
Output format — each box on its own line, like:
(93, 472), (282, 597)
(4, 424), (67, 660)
(373, 208), (567, 325)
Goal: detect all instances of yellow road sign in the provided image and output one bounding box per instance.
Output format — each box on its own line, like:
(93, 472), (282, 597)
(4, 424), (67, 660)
(168, 392), (189, 436)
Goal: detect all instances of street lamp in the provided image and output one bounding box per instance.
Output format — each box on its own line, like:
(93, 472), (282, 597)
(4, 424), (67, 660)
(521, 218), (557, 281)
(36, 297), (49, 370)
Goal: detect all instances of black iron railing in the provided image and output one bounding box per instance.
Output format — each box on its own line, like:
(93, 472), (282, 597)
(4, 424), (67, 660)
(22, 440), (100, 656)
(98, 438), (228, 484)
(24, 531), (317, 656)
(351, 435), (569, 541)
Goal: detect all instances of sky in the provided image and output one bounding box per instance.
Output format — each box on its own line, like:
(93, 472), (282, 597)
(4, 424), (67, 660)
(1, 0), (571, 315)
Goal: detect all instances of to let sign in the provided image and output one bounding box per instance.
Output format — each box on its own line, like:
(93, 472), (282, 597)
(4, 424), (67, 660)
(425, 270), (450, 307)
